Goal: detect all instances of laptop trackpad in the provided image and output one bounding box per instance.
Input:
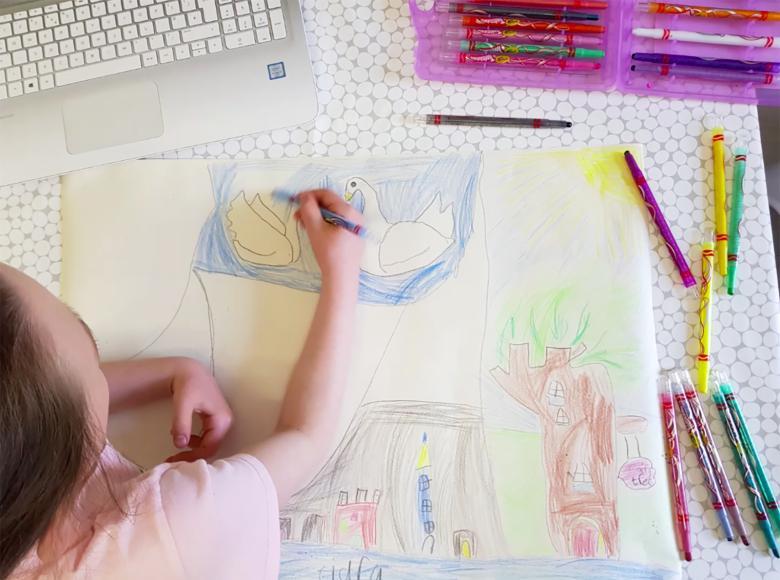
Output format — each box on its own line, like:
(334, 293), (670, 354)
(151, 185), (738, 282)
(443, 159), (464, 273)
(62, 82), (164, 155)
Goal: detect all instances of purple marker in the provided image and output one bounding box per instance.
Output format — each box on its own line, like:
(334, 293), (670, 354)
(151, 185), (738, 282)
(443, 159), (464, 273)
(632, 52), (780, 73)
(632, 63), (778, 85)
(623, 150), (696, 288)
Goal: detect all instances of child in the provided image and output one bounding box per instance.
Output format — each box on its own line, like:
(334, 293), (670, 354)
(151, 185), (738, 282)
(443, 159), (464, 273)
(0, 190), (363, 579)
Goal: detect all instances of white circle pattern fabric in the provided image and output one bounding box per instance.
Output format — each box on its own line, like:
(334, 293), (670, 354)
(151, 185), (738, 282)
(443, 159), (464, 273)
(1, 0), (779, 577)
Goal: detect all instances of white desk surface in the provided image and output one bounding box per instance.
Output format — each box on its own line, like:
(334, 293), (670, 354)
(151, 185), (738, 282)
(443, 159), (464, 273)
(1, 0), (779, 577)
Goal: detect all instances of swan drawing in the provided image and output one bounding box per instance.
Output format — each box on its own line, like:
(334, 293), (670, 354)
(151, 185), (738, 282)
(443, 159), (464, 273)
(225, 190), (301, 267)
(344, 177), (455, 277)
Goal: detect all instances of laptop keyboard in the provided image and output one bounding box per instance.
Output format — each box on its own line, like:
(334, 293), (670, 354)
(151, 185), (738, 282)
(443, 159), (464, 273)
(0, 0), (286, 100)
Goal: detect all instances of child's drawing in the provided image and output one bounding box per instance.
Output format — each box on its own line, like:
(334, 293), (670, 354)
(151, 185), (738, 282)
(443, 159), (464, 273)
(60, 147), (682, 579)
(193, 155), (480, 305)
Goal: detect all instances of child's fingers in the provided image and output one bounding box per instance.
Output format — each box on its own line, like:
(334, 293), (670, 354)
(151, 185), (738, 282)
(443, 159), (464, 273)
(300, 189), (363, 223)
(296, 192), (325, 233)
(170, 401), (194, 449)
(197, 413), (232, 456)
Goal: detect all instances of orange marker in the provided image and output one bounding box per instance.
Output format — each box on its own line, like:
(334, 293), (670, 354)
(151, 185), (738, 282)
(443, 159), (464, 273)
(640, 1), (780, 21)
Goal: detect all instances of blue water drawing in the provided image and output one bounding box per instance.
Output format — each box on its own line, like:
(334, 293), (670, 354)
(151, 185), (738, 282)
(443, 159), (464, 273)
(192, 155), (480, 305)
(280, 542), (677, 580)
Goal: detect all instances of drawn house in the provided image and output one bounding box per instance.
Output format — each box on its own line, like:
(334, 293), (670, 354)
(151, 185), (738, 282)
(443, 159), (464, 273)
(332, 489), (381, 549)
(491, 343), (619, 558)
(280, 401), (505, 558)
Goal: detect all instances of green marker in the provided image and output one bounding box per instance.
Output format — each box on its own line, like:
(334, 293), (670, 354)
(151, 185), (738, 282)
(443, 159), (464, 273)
(457, 40), (605, 59)
(713, 390), (780, 557)
(719, 379), (780, 536)
(727, 145), (747, 295)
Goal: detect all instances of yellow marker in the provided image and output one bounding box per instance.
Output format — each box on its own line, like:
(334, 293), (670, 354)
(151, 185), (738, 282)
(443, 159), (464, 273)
(712, 127), (728, 276)
(697, 233), (715, 393)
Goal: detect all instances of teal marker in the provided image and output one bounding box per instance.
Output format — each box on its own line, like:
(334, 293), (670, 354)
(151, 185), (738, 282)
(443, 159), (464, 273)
(457, 40), (605, 59)
(713, 390), (780, 557)
(719, 380), (780, 537)
(727, 145), (747, 295)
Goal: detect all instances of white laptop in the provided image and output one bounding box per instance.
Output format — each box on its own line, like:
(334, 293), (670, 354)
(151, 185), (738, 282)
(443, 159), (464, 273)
(0, 0), (316, 185)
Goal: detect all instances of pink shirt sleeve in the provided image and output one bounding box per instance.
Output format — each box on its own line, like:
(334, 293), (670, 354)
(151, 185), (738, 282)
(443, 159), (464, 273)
(159, 454), (281, 580)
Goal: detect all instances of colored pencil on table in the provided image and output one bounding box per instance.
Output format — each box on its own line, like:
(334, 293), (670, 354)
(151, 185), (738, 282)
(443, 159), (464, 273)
(671, 377), (734, 540)
(727, 146), (747, 295)
(639, 1), (780, 21)
(713, 388), (780, 557)
(623, 150), (696, 287)
(632, 28), (777, 49)
(696, 233), (714, 393)
(414, 113), (572, 128)
(718, 380), (780, 536)
(678, 371), (749, 544)
(632, 53), (780, 73)
(659, 375), (693, 561)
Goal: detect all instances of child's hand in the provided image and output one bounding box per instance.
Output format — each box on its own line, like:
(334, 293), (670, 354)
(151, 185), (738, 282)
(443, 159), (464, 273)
(296, 189), (364, 289)
(166, 360), (233, 463)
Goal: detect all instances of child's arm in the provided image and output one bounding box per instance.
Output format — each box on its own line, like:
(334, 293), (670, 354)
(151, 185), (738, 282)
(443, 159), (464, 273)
(101, 357), (233, 461)
(245, 189), (363, 506)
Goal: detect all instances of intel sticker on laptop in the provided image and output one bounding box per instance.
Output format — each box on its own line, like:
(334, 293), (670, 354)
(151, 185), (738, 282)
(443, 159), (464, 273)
(267, 62), (286, 80)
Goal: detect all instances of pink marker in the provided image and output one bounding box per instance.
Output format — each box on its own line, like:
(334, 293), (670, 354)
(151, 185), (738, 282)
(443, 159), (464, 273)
(659, 374), (692, 561)
(440, 51), (601, 71)
(444, 26), (605, 47)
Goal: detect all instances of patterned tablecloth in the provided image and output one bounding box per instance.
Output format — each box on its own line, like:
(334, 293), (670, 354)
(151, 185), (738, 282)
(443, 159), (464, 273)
(1, 0), (778, 577)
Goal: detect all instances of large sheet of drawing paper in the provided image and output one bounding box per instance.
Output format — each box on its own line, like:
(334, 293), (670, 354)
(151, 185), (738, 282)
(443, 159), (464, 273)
(61, 147), (680, 579)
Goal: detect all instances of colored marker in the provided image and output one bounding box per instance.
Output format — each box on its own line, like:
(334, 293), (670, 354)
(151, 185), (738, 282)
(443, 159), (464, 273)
(468, 0), (608, 9)
(440, 2), (600, 21)
(712, 127), (728, 276)
(639, 1), (780, 21)
(623, 150), (696, 288)
(719, 380), (780, 536)
(456, 15), (605, 33)
(697, 232), (714, 393)
(272, 190), (368, 238)
(453, 27), (605, 47)
(442, 51), (602, 71)
(713, 388), (780, 557)
(450, 40), (604, 58)
(678, 371), (749, 544)
(632, 28), (778, 49)
(671, 377), (734, 540)
(631, 63), (779, 85)
(411, 113), (572, 129)
(727, 146), (747, 295)
(659, 374), (693, 561)
(632, 52), (780, 73)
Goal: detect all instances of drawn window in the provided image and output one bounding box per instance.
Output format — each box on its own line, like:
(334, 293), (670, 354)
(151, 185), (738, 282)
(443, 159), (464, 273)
(555, 408), (570, 426)
(418, 474), (430, 491)
(547, 380), (565, 406)
(572, 463), (593, 483)
(424, 521), (436, 534)
(421, 499), (432, 513)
